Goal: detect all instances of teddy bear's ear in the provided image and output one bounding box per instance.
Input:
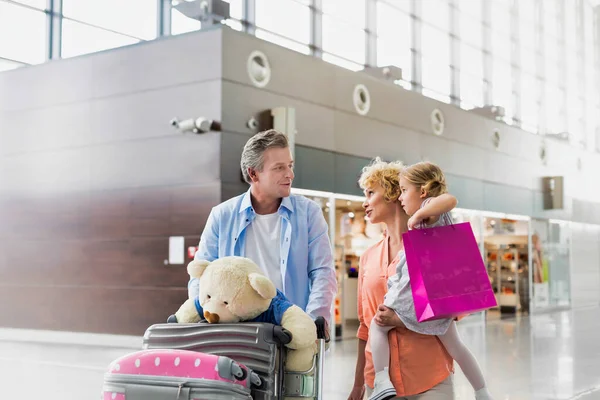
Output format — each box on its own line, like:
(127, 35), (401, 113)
(187, 260), (211, 278)
(248, 273), (277, 300)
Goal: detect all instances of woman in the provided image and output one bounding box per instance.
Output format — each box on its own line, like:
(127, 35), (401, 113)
(347, 158), (455, 400)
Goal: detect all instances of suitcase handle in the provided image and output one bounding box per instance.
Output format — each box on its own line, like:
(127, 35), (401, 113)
(315, 316), (330, 343)
(273, 325), (293, 345)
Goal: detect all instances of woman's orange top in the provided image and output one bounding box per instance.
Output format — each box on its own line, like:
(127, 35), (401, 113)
(357, 234), (454, 396)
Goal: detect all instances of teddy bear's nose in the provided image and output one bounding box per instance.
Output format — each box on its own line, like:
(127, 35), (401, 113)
(204, 311), (220, 323)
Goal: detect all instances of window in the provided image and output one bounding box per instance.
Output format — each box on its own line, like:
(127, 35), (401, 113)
(322, 52), (364, 71)
(61, 20), (140, 58)
(321, 0), (365, 27)
(255, 30), (310, 55)
(460, 43), (484, 108)
(0, 58), (24, 72)
(421, 0), (449, 32)
(11, 0), (46, 9)
(223, 0), (243, 20)
(460, 13), (482, 49)
(461, 44), (483, 78)
(565, 1), (577, 51)
(0, 2), (46, 64)
(171, 0), (243, 36)
(492, 61), (513, 119)
(63, 0), (157, 40)
(520, 73), (540, 131)
(519, 0), (536, 24)
(546, 85), (566, 133)
(322, 15), (365, 65)
(256, 0), (310, 45)
(491, 31), (511, 62)
(460, 72), (484, 108)
(376, 2), (411, 81)
(421, 24), (451, 97)
(421, 24), (450, 62)
(456, 0), (481, 20)
(171, 8), (200, 35)
(490, 0), (511, 34)
(378, 0), (410, 14)
(422, 56), (451, 97)
(544, 0), (558, 38)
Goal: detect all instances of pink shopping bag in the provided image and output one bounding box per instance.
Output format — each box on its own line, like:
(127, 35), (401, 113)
(403, 222), (497, 322)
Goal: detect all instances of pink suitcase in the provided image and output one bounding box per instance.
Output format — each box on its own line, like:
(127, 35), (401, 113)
(102, 349), (260, 400)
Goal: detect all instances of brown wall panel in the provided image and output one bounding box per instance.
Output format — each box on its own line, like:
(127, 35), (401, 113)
(0, 285), (188, 335)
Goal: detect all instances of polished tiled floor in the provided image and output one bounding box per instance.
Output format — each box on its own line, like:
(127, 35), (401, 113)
(1, 307), (599, 399)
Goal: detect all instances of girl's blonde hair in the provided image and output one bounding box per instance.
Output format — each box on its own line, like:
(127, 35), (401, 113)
(358, 157), (404, 202)
(401, 162), (448, 197)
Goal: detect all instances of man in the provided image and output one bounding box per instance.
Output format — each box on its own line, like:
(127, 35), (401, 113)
(189, 129), (337, 325)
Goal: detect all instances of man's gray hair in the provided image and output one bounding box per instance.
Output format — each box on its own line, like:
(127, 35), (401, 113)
(240, 129), (289, 184)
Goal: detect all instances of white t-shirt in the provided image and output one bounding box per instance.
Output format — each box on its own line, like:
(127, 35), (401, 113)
(244, 212), (284, 291)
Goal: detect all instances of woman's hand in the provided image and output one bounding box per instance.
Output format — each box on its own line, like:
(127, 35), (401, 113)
(347, 385), (365, 400)
(374, 304), (405, 327)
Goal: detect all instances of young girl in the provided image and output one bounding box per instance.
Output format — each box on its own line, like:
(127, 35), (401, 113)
(369, 162), (493, 400)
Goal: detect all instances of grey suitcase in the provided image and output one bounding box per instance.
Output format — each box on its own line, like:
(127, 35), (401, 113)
(142, 322), (287, 400)
(142, 319), (329, 399)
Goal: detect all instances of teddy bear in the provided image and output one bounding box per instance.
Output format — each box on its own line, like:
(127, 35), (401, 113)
(168, 256), (317, 372)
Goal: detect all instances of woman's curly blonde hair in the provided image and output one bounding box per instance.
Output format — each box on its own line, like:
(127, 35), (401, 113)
(358, 157), (404, 202)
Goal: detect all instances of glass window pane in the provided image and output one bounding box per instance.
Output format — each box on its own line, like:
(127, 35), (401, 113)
(492, 61), (513, 118)
(519, 0), (535, 22)
(422, 56), (450, 96)
(461, 44), (483, 78)
(322, 0), (365, 27)
(62, 20), (140, 59)
(377, 39), (412, 81)
(322, 52), (363, 71)
(378, 0), (411, 14)
(520, 44), (536, 74)
(256, 0), (310, 44)
(0, 2), (46, 64)
(223, 0), (243, 20)
(376, 2), (411, 79)
(490, 1), (511, 34)
(63, 0), (157, 40)
(421, 24), (449, 63)
(460, 72), (484, 107)
(545, 51), (560, 85)
(544, 1), (558, 37)
(322, 15), (365, 64)
(520, 22), (535, 51)
(565, 2), (577, 50)
(421, 0), (449, 32)
(0, 58), (25, 72)
(491, 31), (511, 62)
(171, 8), (201, 35)
(546, 85), (566, 133)
(520, 73), (539, 130)
(12, 0), (46, 9)
(422, 88), (451, 104)
(255, 30), (310, 55)
(460, 13), (482, 48)
(377, 2), (411, 44)
(456, 0), (481, 20)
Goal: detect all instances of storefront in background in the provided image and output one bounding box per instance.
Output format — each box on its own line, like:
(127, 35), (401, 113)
(292, 189), (573, 340)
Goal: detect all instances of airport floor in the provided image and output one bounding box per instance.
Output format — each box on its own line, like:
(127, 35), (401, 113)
(0, 307), (599, 400)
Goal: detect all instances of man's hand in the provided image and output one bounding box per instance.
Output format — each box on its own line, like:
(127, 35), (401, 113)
(374, 304), (405, 327)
